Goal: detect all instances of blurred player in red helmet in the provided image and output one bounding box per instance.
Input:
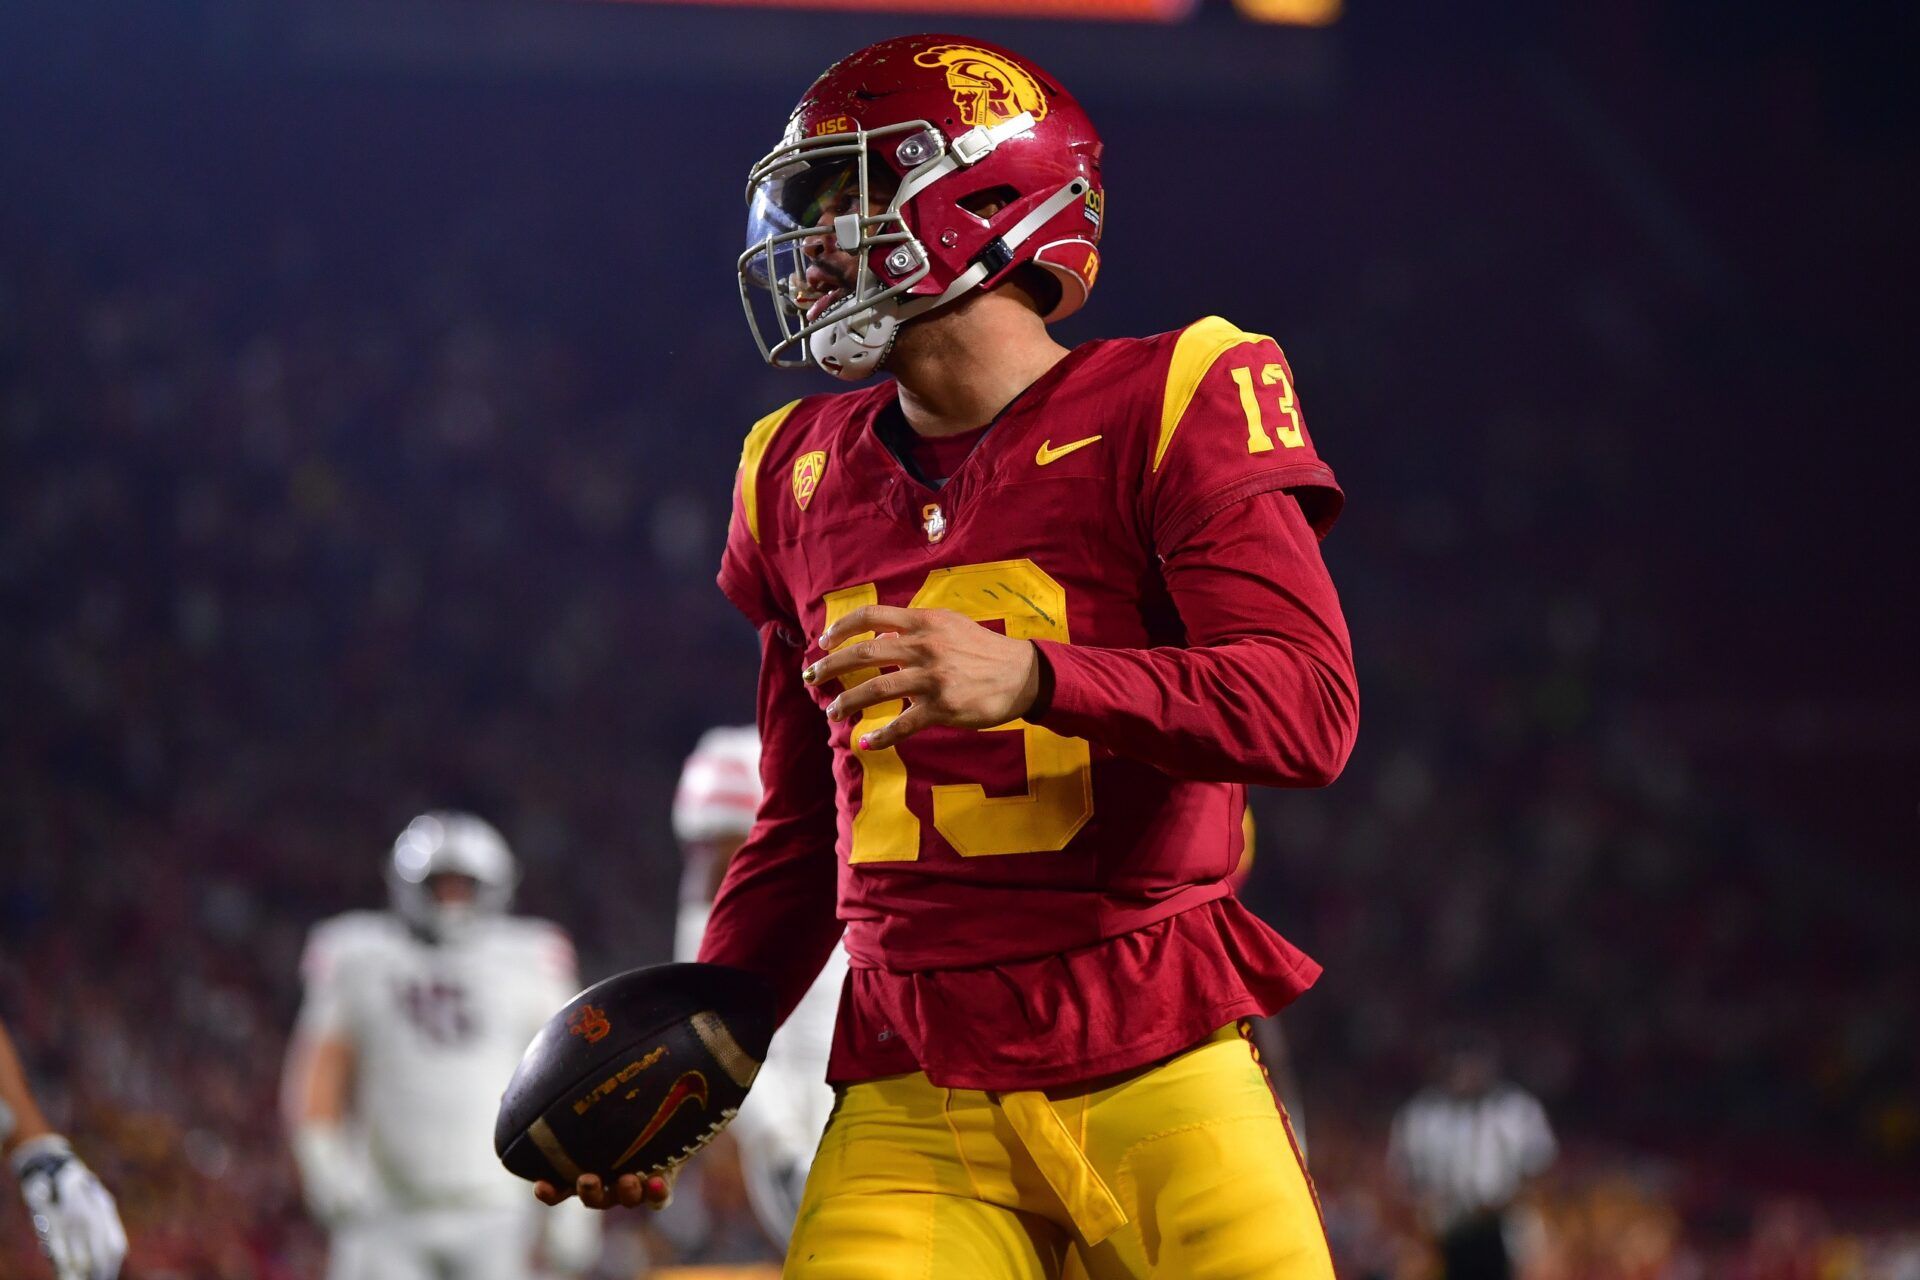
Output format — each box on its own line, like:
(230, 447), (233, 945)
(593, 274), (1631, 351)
(547, 33), (1357, 1280)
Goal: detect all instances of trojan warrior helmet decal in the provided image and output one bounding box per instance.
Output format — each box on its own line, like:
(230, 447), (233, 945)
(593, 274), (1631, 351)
(912, 45), (1050, 128)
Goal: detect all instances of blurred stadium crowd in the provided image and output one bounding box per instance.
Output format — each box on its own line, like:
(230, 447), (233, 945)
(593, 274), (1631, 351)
(1, 7), (1914, 1278)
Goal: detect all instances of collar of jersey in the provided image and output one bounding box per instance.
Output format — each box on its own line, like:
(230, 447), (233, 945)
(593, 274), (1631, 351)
(846, 340), (1102, 515)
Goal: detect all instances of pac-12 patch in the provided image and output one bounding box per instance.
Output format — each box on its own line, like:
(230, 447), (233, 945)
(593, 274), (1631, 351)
(792, 451), (827, 511)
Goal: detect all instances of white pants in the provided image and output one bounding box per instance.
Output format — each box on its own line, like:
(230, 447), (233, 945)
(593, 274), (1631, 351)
(327, 1205), (537, 1280)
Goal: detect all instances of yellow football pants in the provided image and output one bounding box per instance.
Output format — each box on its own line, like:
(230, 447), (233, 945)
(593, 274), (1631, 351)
(785, 1025), (1332, 1280)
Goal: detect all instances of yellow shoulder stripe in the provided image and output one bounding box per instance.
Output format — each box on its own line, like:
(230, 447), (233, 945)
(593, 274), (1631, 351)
(1154, 316), (1273, 472)
(737, 399), (803, 544)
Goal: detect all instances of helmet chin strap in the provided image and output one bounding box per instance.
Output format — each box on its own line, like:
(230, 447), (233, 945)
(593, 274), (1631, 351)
(809, 177), (1091, 381)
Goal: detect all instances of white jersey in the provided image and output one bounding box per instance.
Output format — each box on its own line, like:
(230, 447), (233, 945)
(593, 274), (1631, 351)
(298, 911), (579, 1210)
(676, 902), (845, 1241)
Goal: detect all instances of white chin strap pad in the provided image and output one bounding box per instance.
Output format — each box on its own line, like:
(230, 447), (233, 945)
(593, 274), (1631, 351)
(810, 308), (899, 380)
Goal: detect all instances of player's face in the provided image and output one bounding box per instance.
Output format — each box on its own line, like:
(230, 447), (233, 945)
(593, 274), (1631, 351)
(426, 873), (479, 906)
(1444, 1048), (1496, 1096)
(790, 163), (901, 321)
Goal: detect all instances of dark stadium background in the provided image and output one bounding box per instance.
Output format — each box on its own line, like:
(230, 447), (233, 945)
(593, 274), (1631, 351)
(1, 0), (1914, 1275)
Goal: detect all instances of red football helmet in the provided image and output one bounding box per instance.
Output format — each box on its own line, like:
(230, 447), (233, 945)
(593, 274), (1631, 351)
(739, 34), (1106, 379)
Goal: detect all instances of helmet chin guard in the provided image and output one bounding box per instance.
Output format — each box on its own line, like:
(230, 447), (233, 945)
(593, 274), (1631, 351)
(738, 34), (1105, 380)
(808, 305), (900, 380)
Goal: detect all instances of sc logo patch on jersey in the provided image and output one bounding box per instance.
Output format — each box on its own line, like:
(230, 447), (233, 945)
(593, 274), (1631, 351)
(793, 450), (827, 512)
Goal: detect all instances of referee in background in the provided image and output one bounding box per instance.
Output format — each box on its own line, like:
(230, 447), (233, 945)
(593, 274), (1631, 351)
(1388, 1032), (1556, 1280)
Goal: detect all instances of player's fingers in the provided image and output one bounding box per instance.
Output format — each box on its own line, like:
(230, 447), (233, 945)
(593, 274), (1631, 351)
(858, 701), (935, 751)
(804, 631), (916, 687)
(611, 1173), (650, 1207)
(41, 1229), (75, 1279)
(827, 670), (930, 722)
(534, 1179), (573, 1205)
(818, 606), (925, 651)
(644, 1174), (675, 1209)
(43, 1234), (74, 1280)
(576, 1173), (610, 1209)
(65, 1237), (94, 1280)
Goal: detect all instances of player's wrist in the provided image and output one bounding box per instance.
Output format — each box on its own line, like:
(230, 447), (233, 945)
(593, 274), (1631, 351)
(0, 1092), (55, 1158)
(291, 1123), (351, 1170)
(1022, 640), (1054, 722)
(9, 1132), (73, 1179)
(293, 1123), (370, 1221)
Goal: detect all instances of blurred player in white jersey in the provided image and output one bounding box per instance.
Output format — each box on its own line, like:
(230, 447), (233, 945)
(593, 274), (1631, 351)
(282, 811), (601, 1280)
(673, 728), (845, 1246)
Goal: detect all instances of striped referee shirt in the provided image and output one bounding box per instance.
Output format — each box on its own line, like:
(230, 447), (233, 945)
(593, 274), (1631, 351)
(1388, 1083), (1556, 1231)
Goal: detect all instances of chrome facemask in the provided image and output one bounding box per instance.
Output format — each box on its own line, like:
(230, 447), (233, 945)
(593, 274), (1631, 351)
(738, 120), (946, 379)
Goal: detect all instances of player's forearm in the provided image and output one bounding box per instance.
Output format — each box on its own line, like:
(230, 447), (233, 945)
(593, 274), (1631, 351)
(0, 1023), (55, 1154)
(1032, 489), (1357, 786)
(698, 839), (842, 1024)
(282, 1032), (372, 1223)
(697, 624), (844, 1024)
(280, 1031), (353, 1130)
(1032, 637), (1355, 785)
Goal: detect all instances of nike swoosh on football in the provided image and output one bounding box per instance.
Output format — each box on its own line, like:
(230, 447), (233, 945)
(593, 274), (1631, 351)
(613, 1070), (710, 1171)
(1035, 434), (1103, 466)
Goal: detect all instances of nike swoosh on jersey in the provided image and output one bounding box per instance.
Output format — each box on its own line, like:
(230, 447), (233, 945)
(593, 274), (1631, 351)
(613, 1070), (709, 1171)
(1035, 434), (1103, 466)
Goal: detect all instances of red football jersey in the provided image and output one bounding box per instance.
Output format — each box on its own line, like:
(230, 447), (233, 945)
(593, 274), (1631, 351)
(704, 316), (1356, 1090)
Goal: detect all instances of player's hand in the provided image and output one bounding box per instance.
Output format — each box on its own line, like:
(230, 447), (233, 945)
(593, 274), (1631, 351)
(807, 606), (1042, 750)
(291, 1124), (374, 1227)
(12, 1136), (128, 1280)
(534, 1168), (675, 1212)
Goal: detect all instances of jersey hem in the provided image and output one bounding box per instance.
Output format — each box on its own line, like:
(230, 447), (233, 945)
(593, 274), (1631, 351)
(827, 897), (1324, 1092)
(834, 991), (1296, 1094)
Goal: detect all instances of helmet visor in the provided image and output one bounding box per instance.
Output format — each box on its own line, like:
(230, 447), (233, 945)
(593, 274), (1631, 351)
(743, 156), (861, 277)
(739, 152), (873, 367)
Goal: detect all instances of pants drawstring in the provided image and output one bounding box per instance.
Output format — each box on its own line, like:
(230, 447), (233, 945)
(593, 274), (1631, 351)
(997, 1090), (1130, 1246)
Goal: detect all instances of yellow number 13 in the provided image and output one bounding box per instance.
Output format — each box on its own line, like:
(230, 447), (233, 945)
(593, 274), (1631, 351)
(1230, 362), (1305, 453)
(820, 559), (1093, 863)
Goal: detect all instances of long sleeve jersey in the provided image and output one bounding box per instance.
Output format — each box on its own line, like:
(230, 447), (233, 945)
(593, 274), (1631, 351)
(700, 316), (1356, 1090)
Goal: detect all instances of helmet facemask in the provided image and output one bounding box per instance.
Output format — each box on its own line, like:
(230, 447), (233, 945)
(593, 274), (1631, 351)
(739, 120), (941, 380)
(386, 811), (518, 944)
(738, 107), (1090, 381)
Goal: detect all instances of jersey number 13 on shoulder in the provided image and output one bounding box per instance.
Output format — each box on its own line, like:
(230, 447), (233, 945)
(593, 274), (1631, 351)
(1231, 362), (1305, 454)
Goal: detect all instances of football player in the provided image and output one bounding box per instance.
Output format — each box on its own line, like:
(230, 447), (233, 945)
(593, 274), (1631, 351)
(545, 34), (1357, 1280)
(1, 1017), (126, 1280)
(671, 726), (846, 1246)
(283, 812), (601, 1280)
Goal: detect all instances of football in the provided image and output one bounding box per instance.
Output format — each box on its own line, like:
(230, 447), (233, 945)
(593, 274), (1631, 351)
(494, 962), (777, 1186)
